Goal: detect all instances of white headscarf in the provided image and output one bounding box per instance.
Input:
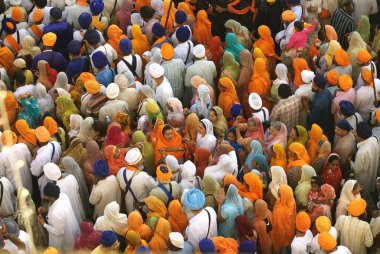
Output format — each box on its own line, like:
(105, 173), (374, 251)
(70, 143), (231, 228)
(273, 63), (289, 86)
(204, 154), (237, 184)
(144, 48), (162, 87)
(77, 117), (95, 143)
(56, 88), (72, 98)
(339, 179), (360, 205)
(197, 85), (211, 118)
(53, 72), (70, 91)
(268, 166), (287, 199)
(131, 13), (145, 27)
(196, 119), (216, 152)
(301, 70), (316, 84)
(180, 160), (200, 190)
(33, 83), (54, 116)
(68, 114), (83, 138)
(94, 201), (128, 233)
(151, 0), (164, 16)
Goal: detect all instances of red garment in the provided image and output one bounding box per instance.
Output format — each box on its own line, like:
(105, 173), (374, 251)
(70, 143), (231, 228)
(105, 124), (130, 147)
(208, 36), (223, 73)
(321, 154), (342, 192)
(235, 215), (253, 242)
(244, 116), (264, 141)
(194, 147), (211, 177)
(74, 221), (102, 250)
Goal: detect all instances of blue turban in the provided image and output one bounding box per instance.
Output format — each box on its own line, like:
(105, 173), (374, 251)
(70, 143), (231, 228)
(199, 238), (215, 253)
(136, 246), (152, 254)
(176, 26), (190, 42)
(84, 29), (100, 45)
(238, 241), (257, 254)
(313, 74), (327, 89)
(175, 11), (187, 24)
(50, 7), (62, 21)
(92, 51), (109, 69)
(101, 231), (117, 247)
(1, 18), (17, 34)
(68, 40), (81, 55)
(119, 38), (132, 54)
(183, 188), (205, 210)
(337, 119), (353, 132)
(78, 12), (92, 29)
(93, 159), (109, 177)
(339, 100), (355, 117)
(90, 0), (104, 15)
(152, 22), (166, 37)
(356, 122), (372, 139)
(230, 104), (242, 118)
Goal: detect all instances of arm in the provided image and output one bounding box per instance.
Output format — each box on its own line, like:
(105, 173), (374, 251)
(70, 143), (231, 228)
(364, 224), (374, 247)
(89, 186), (101, 205)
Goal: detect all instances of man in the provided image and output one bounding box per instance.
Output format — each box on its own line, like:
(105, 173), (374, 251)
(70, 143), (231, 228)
(333, 120), (357, 170)
(338, 100), (363, 131)
(331, 74), (356, 123)
(151, 22), (171, 49)
(168, 232), (194, 253)
(310, 216), (338, 254)
(332, 48), (352, 76)
(37, 182), (80, 252)
(331, 0), (356, 49)
(91, 231), (120, 254)
(13, 72), (34, 99)
(92, 51), (115, 86)
(66, 0), (91, 30)
(150, 164), (182, 206)
(174, 25), (194, 67)
(114, 74), (140, 119)
(1, 17), (30, 55)
(27, 0), (52, 26)
(30, 126), (61, 197)
(66, 40), (91, 84)
(31, 32), (68, 72)
(12, 58), (34, 86)
(83, 79), (108, 119)
(74, 12), (105, 43)
(318, 232), (352, 254)
(335, 198), (373, 253)
(89, 0), (109, 32)
(307, 74), (334, 142)
(28, 8), (44, 41)
(270, 84), (302, 131)
(352, 0), (378, 22)
(149, 63), (174, 111)
(117, 38), (143, 84)
(356, 49), (378, 90)
(287, 0), (303, 21)
(355, 69), (375, 122)
(184, 188), (217, 248)
(275, 10), (296, 50)
(161, 43), (185, 101)
(116, 148), (156, 214)
(291, 211), (313, 253)
(140, 6), (159, 45)
(98, 83), (129, 122)
(171, 11), (192, 46)
(89, 160), (121, 219)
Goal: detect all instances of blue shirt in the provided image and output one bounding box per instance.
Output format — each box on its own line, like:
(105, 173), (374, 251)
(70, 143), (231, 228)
(167, 241), (194, 254)
(66, 57), (90, 84)
(43, 22), (73, 58)
(95, 67), (115, 87)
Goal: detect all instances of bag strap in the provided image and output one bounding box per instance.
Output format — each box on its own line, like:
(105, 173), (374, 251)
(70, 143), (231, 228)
(50, 143), (55, 162)
(158, 183), (173, 206)
(16, 31), (20, 45)
(185, 41), (191, 65)
(110, 0), (118, 20)
(122, 169), (141, 203)
(0, 181), (3, 207)
(370, 62), (379, 107)
(205, 208), (211, 237)
(261, 108), (267, 122)
(122, 57), (140, 79)
(353, 114), (358, 127)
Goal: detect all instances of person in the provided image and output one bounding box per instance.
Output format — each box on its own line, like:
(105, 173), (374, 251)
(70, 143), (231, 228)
(310, 215), (338, 254)
(291, 211), (313, 253)
(91, 231), (120, 254)
(92, 51), (116, 86)
(336, 180), (362, 219)
(287, 142), (311, 189)
(167, 231), (193, 253)
(332, 75), (355, 123)
(356, 49), (378, 90)
(321, 154), (343, 192)
(204, 145), (238, 184)
(117, 38), (143, 84)
(74, 221), (102, 251)
(333, 120), (357, 170)
(149, 63), (174, 111)
(94, 201), (128, 233)
(98, 84), (129, 122)
(249, 58), (271, 110)
(150, 164), (182, 205)
(148, 218), (171, 253)
(153, 123), (184, 164)
(168, 200), (189, 235)
(0, 177), (15, 216)
(330, 0), (356, 49)
(295, 165), (317, 208)
(196, 119), (217, 153)
(218, 77), (240, 119)
(318, 231), (352, 254)
(355, 69), (375, 122)
(338, 100), (363, 131)
(252, 199), (273, 254)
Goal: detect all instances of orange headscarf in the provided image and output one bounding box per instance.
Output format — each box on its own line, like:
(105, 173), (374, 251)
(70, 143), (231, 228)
(272, 185), (296, 252)
(0, 46), (15, 76)
(160, 0), (177, 30)
(1, 130), (17, 147)
(153, 122), (184, 164)
(121, 211), (152, 242)
(238, 172), (263, 202)
(107, 25), (127, 55)
(324, 25), (338, 42)
(211, 237), (239, 254)
(361, 68), (374, 87)
(287, 142), (310, 171)
(43, 116), (58, 136)
(177, 2), (195, 20)
(148, 218), (171, 253)
(103, 145), (128, 175)
(134, 0), (151, 11)
(248, 58), (271, 109)
(270, 144), (287, 170)
(334, 48), (350, 67)
(254, 25), (280, 60)
(218, 77), (240, 119)
(145, 196), (168, 219)
(293, 58), (310, 86)
(252, 47), (269, 71)
(131, 25), (151, 56)
(307, 124), (328, 160)
(15, 119), (37, 146)
(223, 174), (242, 187)
(3, 91), (18, 126)
(193, 10), (212, 46)
(168, 200), (189, 234)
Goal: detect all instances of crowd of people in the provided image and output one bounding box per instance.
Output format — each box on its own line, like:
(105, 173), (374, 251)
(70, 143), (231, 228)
(0, 0), (379, 253)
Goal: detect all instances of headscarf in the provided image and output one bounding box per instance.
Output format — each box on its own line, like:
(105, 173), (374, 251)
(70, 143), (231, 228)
(183, 113), (199, 142)
(85, 140), (103, 166)
(191, 76), (216, 105)
(287, 142), (310, 171)
(272, 63), (289, 87)
(253, 47), (269, 68)
(96, 202), (128, 234)
(160, 0), (177, 30)
(55, 96), (80, 130)
(269, 166), (287, 200)
(225, 33), (244, 62)
(211, 106), (228, 139)
(338, 179), (360, 206)
(324, 25), (338, 42)
(177, 2), (195, 20)
(356, 15), (370, 43)
(105, 123), (129, 147)
(295, 165), (316, 206)
(270, 144), (287, 170)
(218, 77), (240, 119)
(315, 140), (331, 160)
(253, 199), (273, 254)
(53, 72), (69, 91)
(249, 58), (271, 108)
(235, 215), (253, 242)
(103, 145), (128, 174)
(193, 10), (212, 46)
(244, 140), (263, 170)
(34, 83), (54, 116)
(202, 175), (221, 208)
(74, 221), (102, 250)
(123, 211), (152, 242)
(195, 148), (211, 178)
(220, 184), (244, 238)
(18, 97), (40, 129)
(132, 131), (155, 176)
(264, 122), (288, 155)
(224, 19), (251, 48)
(293, 58), (311, 86)
(131, 25), (151, 56)
(252, 154), (269, 178)
(153, 123), (184, 164)
(192, 85), (212, 119)
(321, 154), (343, 191)
(168, 200), (188, 234)
(148, 218), (171, 253)
(2, 87), (18, 126)
(43, 116), (58, 136)
(254, 25), (280, 60)
(245, 116), (264, 142)
(222, 51), (240, 82)
(307, 124), (328, 160)
(347, 32), (366, 72)
(238, 49), (254, 87)
(324, 40), (341, 67)
(107, 25), (127, 55)
(239, 172), (263, 202)
(287, 125), (308, 148)
(77, 117), (95, 143)
(210, 237), (239, 254)
(37, 60), (57, 90)
(125, 230), (147, 253)
(116, 0), (133, 32)
(196, 119), (217, 153)
(15, 119), (37, 146)
(18, 35), (41, 58)
(208, 36), (223, 70)
(145, 196), (167, 219)
(68, 114), (83, 138)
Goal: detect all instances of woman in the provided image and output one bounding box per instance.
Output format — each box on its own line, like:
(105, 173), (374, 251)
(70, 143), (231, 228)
(68, 114), (83, 139)
(103, 145), (128, 176)
(319, 25), (338, 55)
(254, 25), (280, 74)
(204, 149), (238, 185)
(209, 107), (228, 140)
(208, 36), (223, 73)
(104, 123), (129, 147)
(56, 96), (80, 131)
(37, 60), (58, 90)
(94, 201), (128, 234)
(307, 124), (328, 161)
(15, 119), (37, 152)
(253, 199), (273, 254)
(271, 63), (289, 100)
(272, 185), (296, 252)
(116, 0), (132, 31)
(235, 215), (253, 242)
(43, 116), (66, 149)
(74, 221), (102, 251)
(193, 10), (212, 46)
(122, 211), (152, 242)
(309, 183), (336, 222)
(168, 200), (188, 235)
(237, 117), (265, 150)
(249, 58), (271, 110)
(224, 33), (244, 62)
(321, 153), (343, 192)
(312, 140), (331, 174)
(357, 15), (370, 43)
(243, 140), (263, 170)
(221, 51), (240, 82)
(34, 83), (54, 116)
(18, 36), (41, 67)
(160, 0), (176, 30)
(264, 122), (287, 157)
(237, 49), (254, 116)
(77, 117), (95, 143)
(190, 75), (216, 106)
(83, 140), (104, 188)
(218, 77), (240, 119)
(145, 196), (168, 231)
(131, 25), (150, 56)
(252, 47), (269, 69)
(239, 172), (263, 203)
(107, 24), (127, 55)
(177, 2), (195, 22)
(265, 166), (287, 210)
(125, 230), (149, 253)
(295, 165), (317, 207)
(202, 175), (221, 211)
(224, 19), (251, 49)
(189, 85), (212, 119)
(131, 131), (155, 176)
(270, 144), (287, 170)
(153, 123), (184, 164)
(252, 154), (269, 184)
(293, 58), (310, 87)
(287, 142), (311, 189)
(1, 82), (18, 127)
(61, 137), (86, 168)
(52, 72), (70, 92)
(287, 125), (308, 148)
(18, 95), (40, 129)
(196, 119), (217, 153)
(194, 147), (211, 178)
(148, 218), (171, 253)
(347, 32), (367, 81)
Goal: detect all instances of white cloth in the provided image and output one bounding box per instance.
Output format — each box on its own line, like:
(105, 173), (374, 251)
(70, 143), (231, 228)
(276, 21), (295, 49)
(352, 0), (379, 21)
(355, 85), (375, 122)
(18, 230), (33, 254)
(310, 227), (338, 254)
(98, 99), (129, 122)
(0, 177), (15, 216)
(34, 83), (55, 116)
(174, 40), (194, 67)
(28, 6), (52, 25)
(252, 107), (270, 123)
(336, 180), (361, 219)
(196, 119), (217, 153)
(291, 230), (313, 254)
(268, 166), (287, 200)
(344, 113), (363, 131)
(291, 4), (303, 21)
(180, 161), (202, 190)
(330, 246), (352, 254)
(94, 201), (128, 233)
(14, 85), (35, 99)
(155, 77), (174, 110)
(3, 29), (30, 54)
(90, 44), (118, 74)
(204, 151), (239, 185)
(184, 60), (217, 89)
(116, 54), (143, 83)
(73, 29), (105, 44)
(66, 4), (91, 30)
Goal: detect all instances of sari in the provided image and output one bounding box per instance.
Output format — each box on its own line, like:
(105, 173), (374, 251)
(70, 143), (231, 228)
(321, 153), (343, 192)
(244, 140), (263, 170)
(122, 211), (152, 242)
(202, 175), (220, 210)
(15, 119), (37, 148)
(254, 25), (280, 60)
(271, 63), (289, 100)
(356, 15), (370, 43)
(221, 51), (240, 82)
(264, 122), (287, 156)
(77, 117), (95, 143)
(252, 47), (269, 70)
(347, 32), (366, 80)
(307, 124), (328, 161)
(18, 97), (40, 129)
(224, 19), (251, 49)
(287, 142), (310, 171)
(244, 116), (264, 141)
(145, 196), (168, 220)
(153, 122), (184, 164)
(211, 106), (228, 140)
(74, 221), (102, 250)
(253, 199), (273, 254)
(193, 10), (212, 46)
(209, 36), (223, 72)
(148, 218), (171, 253)
(272, 185), (296, 252)
(218, 77), (240, 119)
(293, 58), (311, 87)
(248, 58), (271, 109)
(267, 166), (288, 210)
(131, 131), (155, 176)
(270, 144), (287, 170)
(225, 33), (244, 62)
(103, 145), (128, 176)
(160, 0), (176, 30)
(131, 25), (151, 56)
(194, 148), (211, 178)
(83, 140), (104, 185)
(55, 96), (80, 131)
(168, 200), (188, 234)
(239, 172), (263, 203)
(107, 25), (127, 55)
(235, 215), (253, 242)
(0, 46), (15, 76)
(61, 137), (86, 169)
(105, 123), (129, 147)
(116, 0), (132, 32)
(34, 83), (54, 116)
(287, 125), (308, 148)
(4, 91), (18, 127)
(37, 60), (58, 90)
(295, 165), (316, 206)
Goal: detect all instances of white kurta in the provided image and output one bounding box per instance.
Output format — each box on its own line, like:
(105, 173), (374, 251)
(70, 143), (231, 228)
(354, 86), (374, 123)
(186, 207), (218, 248)
(0, 177), (15, 216)
(155, 78), (174, 111)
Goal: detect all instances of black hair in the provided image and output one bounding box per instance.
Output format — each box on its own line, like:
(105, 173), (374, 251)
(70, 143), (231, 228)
(228, 128), (237, 137)
(35, 0), (48, 8)
(0, 1), (5, 14)
(294, 21), (304, 31)
(292, 126), (300, 137)
(14, 72), (26, 84)
(140, 6), (155, 21)
(328, 154), (341, 164)
(93, 120), (107, 137)
(162, 124), (173, 135)
(311, 176), (323, 187)
(201, 121), (206, 130)
(224, 184), (230, 194)
(278, 83), (291, 99)
(210, 107), (217, 116)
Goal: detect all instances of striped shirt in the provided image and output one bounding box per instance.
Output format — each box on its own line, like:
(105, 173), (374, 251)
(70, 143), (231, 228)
(331, 8), (356, 49)
(162, 59), (186, 100)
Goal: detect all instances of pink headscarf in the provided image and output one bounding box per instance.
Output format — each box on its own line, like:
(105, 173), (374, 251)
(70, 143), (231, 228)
(105, 123), (129, 147)
(244, 116), (264, 141)
(264, 122), (288, 158)
(74, 221), (102, 250)
(116, 0), (133, 32)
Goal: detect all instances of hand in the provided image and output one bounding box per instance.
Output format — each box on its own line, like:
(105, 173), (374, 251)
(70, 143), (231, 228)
(214, 188), (226, 205)
(37, 214), (45, 225)
(38, 206), (47, 214)
(245, 230), (258, 242)
(208, 154), (214, 165)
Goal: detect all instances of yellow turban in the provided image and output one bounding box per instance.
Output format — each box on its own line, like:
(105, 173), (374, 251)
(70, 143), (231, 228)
(156, 164), (172, 181)
(348, 198), (366, 217)
(146, 100), (160, 115)
(42, 32), (57, 47)
(35, 126), (51, 143)
(357, 49), (371, 63)
(161, 42), (174, 61)
(338, 74), (353, 92)
(11, 7), (23, 22)
(33, 8), (44, 23)
(334, 48), (350, 67)
(295, 211), (311, 232)
(361, 69), (373, 86)
(1, 130), (17, 146)
(79, 72), (96, 84)
(318, 232), (336, 251)
(44, 247), (59, 254)
(326, 70), (339, 86)
(282, 10), (296, 22)
(316, 216), (331, 233)
(84, 80), (101, 94)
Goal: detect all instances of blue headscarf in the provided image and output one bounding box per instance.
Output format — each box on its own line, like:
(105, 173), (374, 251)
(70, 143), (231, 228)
(225, 33), (244, 62)
(252, 154), (269, 183)
(226, 127), (242, 153)
(244, 140), (263, 170)
(18, 98), (41, 129)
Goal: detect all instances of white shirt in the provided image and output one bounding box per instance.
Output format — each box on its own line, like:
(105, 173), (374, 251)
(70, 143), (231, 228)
(291, 4), (303, 21)
(73, 29), (105, 44)
(3, 29), (30, 54)
(28, 6), (52, 26)
(116, 54), (143, 83)
(252, 107), (270, 123)
(174, 40), (194, 67)
(310, 227), (338, 253)
(352, 0), (379, 21)
(90, 44), (118, 74)
(155, 77), (174, 110)
(295, 84), (315, 99)
(98, 99), (130, 122)
(291, 230), (313, 254)
(355, 86), (375, 122)
(0, 177), (15, 216)
(18, 230), (33, 254)
(331, 246), (352, 254)
(14, 85), (35, 99)
(66, 4), (91, 30)
(186, 207), (218, 248)
(171, 25), (193, 46)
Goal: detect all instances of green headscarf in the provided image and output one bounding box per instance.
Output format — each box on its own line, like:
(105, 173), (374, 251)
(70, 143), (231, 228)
(287, 125), (308, 149)
(56, 96), (80, 130)
(221, 51), (241, 81)
(146, 99), (164, 121)
(357, 15), (370, 43)
(132, 131), (155, 176)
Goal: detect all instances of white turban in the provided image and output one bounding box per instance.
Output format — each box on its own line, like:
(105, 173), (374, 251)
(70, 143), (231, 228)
(43, 163), (62, 182)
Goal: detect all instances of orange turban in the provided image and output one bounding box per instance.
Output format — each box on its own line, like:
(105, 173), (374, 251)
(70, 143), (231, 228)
(79, 72), (96, 84)
(318, 232), (336, 251)
(376, 108), (380, 123)
(42, 32), (57, 47)
(334, 48), (350, 67)
(35, 126), (51, 143)
(348, 198), (366, 217)
(282, 10), (296, 22)
(361, 69), (373, 85)
(44, 247), (59, 254)
(315, 216), (331, 233)
(43, 116), (58, 136)
(295, 211), (310, 232)
(84, 80), (101, 94)
(357, 49), (371, 63)
(1, 130), (17, 146)
(11, 7), (23, 22)
(33, 9), (44, 23)
(338, 74), (353, 92)
(161, 42), (174, 61)
(156, 164), (172, 181)
(326, 70), (339, 86)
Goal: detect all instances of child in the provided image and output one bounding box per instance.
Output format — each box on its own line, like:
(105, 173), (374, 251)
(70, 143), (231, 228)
(226, 127), (243, 167)
(308, 176), (323, 218)
(228, 103), (246, 128)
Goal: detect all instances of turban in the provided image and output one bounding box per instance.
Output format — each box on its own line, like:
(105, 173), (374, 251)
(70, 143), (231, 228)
(282, 10), (296, 22)
(169, 232), (184, 249)
(79, 72), (96, 84)
(377, 108), (380, 123)
(114, 74), (129, 89)
(11, 7), (23, 22)
(326, 70), (339, 86)
(149, 63), (165, 78)
(78, 12), (92, 29)
(13, 58), (26, 69)
(239, 241), (257, 253)
(318, 232), (336, 251)
(33, 8), (44, 23)
(338, 74), (353, 92)
(93, 160), (109, 177)
(125, 148), (142, 165)
(152, 22), (166, 37)
(84, 80), (101, 94)
(176, 26), (191, 42)
(50, 7), (62, 21)
(301, 70), (315, 84)
(91, 51), (109, 69)
(230, 104), (242, 118)
(156, 164), (172, 181)
(119, 38), (132, 54)
(90, 0), (104, 15)
(44, 247), (58, 254)
(193, 44), (206, 59)
(84, 29), (100, 45)
(101, 231), (117, 247)
(357, 49), (371, 63)
(42, 32), (57, 47)
(106, 83), (119, 99)
(43, 182), (60, 198)
(339, 100), (355, 117)
(161, 42), (174, 60)
(43, 163), (61, 181)
(316, 216), (331, 233)
(336, 119), (352, 132)
(249, 92), (262, 110)
(68, 40), (81, 55)
(35, 126), (51, 143)
(1, 130), (17, 146)
(175, 11), (187, 24)
(199, 238), (215, 253)
(1, 18), (17, 34)
(356, 122), (372, 140)
(313, 74), (327, 89)
(183, 188), (205, 210)
(296, 211), (311, 232)
(361, 69), (374, 85)
(334, 48), (350, 67)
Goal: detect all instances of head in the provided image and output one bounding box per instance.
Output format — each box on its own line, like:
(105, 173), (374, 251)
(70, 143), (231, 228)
(312, 74), (326, 92)
(294, 21), (304, 32)
(197, 121), (207, 136)
(140, 6), (155, 22)
(342, 0), (354, 14)
(327, 155), (340, 171)
(14, 72), (26, 87)
(310, 176), (323, 193)
(352, 182), (362, 196)
(162, 125), (174, 141)
(209, 108), (217, 123)
(42, 182), (60, 206)
(227, 128), (237, 142)
(289, 127), (299, 140)
(278, 83), (291, 99)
